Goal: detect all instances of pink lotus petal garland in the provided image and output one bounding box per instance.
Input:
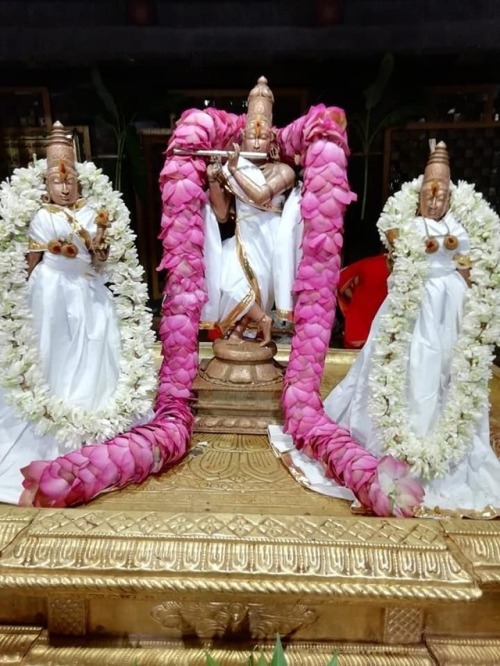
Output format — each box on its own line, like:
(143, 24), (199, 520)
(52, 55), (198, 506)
(19, 103), (424, 515)
(156, 108), (244, 403)
(278, 105), (424, 516)
(19, 400), (193, 508)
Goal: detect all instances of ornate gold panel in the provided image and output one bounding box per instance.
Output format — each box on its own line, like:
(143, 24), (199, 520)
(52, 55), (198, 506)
(150, 600), (316, 640)
(0, 509), (478, 601)
(87, 597), (384, 643)
(383, 606), (424, 644)
(426, 636), (500, 664)
(47, 596), (87, 636)
(443, 520), (500, 584)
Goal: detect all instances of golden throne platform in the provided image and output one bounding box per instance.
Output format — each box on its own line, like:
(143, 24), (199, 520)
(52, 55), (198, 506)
(1, 345), (500, 665)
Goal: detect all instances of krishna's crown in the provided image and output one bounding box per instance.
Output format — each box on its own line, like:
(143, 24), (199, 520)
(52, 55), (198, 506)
(245, 75), (274, 130)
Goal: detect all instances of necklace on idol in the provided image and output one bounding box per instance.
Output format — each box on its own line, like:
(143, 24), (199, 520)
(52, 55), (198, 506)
(422, 214), (459, 254)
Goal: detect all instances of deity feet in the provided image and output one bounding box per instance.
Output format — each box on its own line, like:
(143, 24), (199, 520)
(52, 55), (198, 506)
(257, 313), (273, 347)
(226, 313), (274, 347)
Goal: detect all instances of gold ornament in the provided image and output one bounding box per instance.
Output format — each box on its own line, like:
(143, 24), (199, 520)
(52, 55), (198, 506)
(60, 241), (79, 258)
(444, 234), (459, 250)
(424, 236), (439, 254)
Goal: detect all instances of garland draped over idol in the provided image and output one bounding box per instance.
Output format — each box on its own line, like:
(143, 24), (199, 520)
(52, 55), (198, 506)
(276, 110), (423, 517)
(1, 161), (156, 446)
(6, 161), (191, 507)
(371, 178), (500, 479)
(16, 105), (424, 514)
(156, 103), (423, 517)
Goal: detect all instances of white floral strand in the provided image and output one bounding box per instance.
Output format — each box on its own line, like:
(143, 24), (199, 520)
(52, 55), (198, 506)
(0, 159), (157, 449)
(369, 177), (500, 479)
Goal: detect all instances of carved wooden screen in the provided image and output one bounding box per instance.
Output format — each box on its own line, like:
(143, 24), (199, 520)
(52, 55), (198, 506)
(137, 128), (172, 303)
(383, 122), (500, 213)
(0, 125), (91, 182)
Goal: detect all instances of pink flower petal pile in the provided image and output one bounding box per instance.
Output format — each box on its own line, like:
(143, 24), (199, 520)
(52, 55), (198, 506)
(18, 103), (424, 516)
(278, 105), (424, 516)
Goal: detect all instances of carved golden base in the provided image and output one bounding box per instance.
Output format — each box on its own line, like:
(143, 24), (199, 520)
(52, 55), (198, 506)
(0, 349), (500, 665)
(2, 628), (500, 664)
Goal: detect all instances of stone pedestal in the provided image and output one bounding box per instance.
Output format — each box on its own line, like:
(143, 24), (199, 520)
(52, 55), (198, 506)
(193, 338), (285, 434)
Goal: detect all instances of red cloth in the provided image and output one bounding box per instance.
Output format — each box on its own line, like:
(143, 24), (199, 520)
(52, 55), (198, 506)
(206, 327), (223, 342)
(337, 254), (390, 348)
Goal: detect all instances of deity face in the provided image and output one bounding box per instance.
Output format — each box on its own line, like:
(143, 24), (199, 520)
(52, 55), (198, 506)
(47, 170), (79, 207)
(241, 116), (272, 154)
(419, 178), (450, 220)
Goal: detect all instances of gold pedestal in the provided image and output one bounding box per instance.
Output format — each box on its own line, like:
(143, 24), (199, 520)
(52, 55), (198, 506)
(193, 338), (285, 434)
(1, 348), (500, 665)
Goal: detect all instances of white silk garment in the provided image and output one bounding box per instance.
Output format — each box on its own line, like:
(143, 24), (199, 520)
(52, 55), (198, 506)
(200, 202), (223, 327)
(0, 204), (121, 504)
(273, 184), (303, 319)
(321, 213), (500, 512)
(201, 157), (302, 330)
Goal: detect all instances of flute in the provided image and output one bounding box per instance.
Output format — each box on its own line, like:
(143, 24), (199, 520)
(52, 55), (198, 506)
(173, 148), (268, 160)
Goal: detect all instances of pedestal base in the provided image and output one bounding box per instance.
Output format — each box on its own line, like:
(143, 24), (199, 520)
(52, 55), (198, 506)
(0, 354), (500, 665)
(193, 339), (285, 434)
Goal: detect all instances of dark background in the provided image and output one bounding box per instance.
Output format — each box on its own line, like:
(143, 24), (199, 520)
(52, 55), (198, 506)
(2, 0), (500, 314)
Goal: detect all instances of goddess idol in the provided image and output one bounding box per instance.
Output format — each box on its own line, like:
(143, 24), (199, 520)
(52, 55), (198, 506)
(275, 141), (500, 516)
(0, 122), (157, 504)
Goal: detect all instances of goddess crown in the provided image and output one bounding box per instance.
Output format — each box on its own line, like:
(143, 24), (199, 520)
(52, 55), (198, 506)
(46, 121), (77, 179)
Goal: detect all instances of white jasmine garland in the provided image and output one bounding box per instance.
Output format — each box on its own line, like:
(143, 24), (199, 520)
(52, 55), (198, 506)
(370, 177), (500, 479)
(0, 159), (157, 449)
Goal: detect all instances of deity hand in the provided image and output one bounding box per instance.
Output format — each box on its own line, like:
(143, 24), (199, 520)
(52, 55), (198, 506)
(385, 229), (399, 246)
(207, 157), (223, 184)
(207, 156), (231, 223)
(227, 143), (240, 176)
(92, 244), (110, 263)
(92, 228), (110, 263)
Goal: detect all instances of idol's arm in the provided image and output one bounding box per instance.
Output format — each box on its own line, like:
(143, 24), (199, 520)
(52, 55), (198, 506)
(207, 162), (232, 223)
(208, 179), (232, 223)
(27, 251), (43, 278)
(458, 267), (472, 287)
(91, 226), (110, 264)
(227, 143), (295, 205)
